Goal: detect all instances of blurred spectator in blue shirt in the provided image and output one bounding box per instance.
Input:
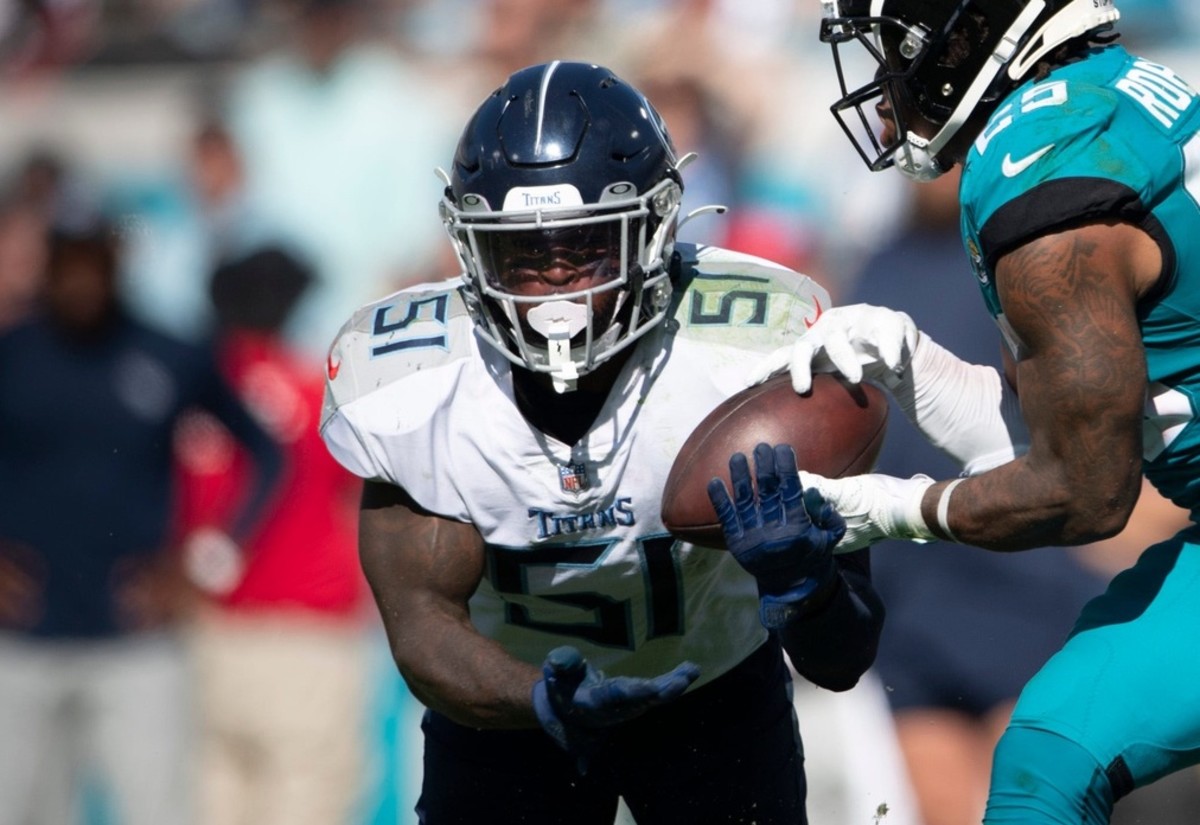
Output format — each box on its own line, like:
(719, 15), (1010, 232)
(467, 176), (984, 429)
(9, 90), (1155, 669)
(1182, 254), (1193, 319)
(0, 214), (282, 825)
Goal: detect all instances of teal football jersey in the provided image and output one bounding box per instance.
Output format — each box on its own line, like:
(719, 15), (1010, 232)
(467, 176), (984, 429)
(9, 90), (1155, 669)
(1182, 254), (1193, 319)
(959, 44), (1200, 510)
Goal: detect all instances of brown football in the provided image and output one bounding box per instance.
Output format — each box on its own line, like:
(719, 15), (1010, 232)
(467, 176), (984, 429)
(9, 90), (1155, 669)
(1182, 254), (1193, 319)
(661, 373), (888, 548)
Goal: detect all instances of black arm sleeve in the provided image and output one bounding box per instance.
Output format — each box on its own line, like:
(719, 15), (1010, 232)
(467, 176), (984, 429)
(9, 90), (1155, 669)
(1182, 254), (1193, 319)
(195, 353), (286, 543)
(776, 549), (885, 692)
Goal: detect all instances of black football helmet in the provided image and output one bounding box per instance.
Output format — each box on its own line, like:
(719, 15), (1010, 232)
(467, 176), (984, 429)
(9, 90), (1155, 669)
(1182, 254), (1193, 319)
(441, 60), (686, 392)
(819, 0), (1120, 181)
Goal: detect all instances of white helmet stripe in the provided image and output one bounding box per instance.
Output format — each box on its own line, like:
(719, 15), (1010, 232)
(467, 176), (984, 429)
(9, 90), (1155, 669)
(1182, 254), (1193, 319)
(1008, 0), (1120, 79)
(925, 0), (1045, 158)
(534, 60), (562, 157)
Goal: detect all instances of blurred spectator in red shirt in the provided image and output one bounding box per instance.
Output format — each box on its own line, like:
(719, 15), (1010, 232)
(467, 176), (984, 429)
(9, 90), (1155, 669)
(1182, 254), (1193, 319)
(174, 245), (370, 825)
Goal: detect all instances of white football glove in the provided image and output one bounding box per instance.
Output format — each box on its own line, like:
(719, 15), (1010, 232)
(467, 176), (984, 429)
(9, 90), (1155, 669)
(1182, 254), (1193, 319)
(748, 303), (918, 393)
(799, 471), (937, 553)
(751, 303), (1029, 476)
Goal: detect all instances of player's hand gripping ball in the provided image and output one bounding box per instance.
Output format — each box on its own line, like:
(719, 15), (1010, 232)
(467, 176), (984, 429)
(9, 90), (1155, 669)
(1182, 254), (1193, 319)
(707, 443), (845, 598)
(661, 373), (888, 548)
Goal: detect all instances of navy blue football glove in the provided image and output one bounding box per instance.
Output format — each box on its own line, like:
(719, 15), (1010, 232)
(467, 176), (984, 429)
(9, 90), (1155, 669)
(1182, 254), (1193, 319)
(707, 443), (847, 626)
(532, 645), (699, 773)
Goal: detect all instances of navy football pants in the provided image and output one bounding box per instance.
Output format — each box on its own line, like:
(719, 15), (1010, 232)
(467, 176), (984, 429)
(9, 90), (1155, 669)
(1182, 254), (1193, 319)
(416, 639), (806, 824)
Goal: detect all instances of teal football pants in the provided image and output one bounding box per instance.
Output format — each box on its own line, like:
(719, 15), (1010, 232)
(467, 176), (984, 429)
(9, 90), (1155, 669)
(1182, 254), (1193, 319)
(985, 530), (1200, 824)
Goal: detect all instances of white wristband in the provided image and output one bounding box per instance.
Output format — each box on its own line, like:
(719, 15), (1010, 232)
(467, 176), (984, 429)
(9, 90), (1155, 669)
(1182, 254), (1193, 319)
(935, 478), (965, 543)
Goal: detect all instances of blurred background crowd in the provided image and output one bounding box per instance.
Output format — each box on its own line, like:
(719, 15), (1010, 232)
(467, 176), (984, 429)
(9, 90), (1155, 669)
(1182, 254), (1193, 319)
(1, 0), (1199, 824)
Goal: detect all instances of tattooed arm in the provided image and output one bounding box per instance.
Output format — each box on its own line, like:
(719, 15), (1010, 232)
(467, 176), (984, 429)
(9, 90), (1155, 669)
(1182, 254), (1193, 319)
(916, 221), (1163, 551)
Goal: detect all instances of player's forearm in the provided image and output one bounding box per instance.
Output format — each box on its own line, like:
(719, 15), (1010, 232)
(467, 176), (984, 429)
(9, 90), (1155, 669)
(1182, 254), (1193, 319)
(915, 354), (1144, 550)
(387, 608), (541, 729)
(777, 570), (884, 691)
(922, 450), (1139, 550)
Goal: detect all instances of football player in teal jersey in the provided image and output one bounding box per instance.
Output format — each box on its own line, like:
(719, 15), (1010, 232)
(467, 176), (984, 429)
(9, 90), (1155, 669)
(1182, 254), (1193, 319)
(749, 1), (1200, 823)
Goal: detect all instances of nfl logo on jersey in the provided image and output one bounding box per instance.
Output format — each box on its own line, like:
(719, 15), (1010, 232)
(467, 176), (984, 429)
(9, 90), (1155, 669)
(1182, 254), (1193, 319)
(559, 462), (589, 493)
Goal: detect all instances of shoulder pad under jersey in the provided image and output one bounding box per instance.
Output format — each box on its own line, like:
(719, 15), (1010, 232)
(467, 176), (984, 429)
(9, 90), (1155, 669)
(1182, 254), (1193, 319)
(319, 278), (478, 480)
(322, 278), (473, 412)
(962, 48), (1196, 264)
(670, 243), (829, 352)
(965, 82), (1120, 220)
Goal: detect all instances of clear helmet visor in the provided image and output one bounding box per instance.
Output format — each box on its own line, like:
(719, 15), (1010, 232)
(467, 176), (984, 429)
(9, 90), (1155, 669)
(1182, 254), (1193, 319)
(477, 220), (627, 297)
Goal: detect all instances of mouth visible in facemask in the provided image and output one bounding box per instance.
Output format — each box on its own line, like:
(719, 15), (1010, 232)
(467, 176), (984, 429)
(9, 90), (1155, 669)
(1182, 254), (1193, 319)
(875, 91), (899, 150)
(516, 285), (623, 353)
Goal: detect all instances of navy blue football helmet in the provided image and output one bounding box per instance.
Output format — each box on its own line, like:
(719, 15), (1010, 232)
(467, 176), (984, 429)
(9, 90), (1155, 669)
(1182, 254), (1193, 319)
(819, 0), (1120, 181)
(441, 61), (686, 392)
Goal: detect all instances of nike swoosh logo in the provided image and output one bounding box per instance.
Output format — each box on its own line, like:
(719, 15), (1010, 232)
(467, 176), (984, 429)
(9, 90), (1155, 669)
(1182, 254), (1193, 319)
(1001, 144), (1054, 178)
(804, 295), (824, 330)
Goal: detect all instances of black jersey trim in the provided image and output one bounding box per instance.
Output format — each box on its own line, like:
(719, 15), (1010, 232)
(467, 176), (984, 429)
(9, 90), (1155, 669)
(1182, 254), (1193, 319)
(1105, 755), (1135, 802)
(978, 177), (1176, 305)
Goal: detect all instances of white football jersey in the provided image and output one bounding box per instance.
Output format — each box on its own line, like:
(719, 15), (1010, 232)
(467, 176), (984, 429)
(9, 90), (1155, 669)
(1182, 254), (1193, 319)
(321, 243), (829, 687)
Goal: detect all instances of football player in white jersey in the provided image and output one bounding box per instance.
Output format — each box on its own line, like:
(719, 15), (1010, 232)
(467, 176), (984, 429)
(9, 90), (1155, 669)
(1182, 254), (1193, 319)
(320, 61), (886, 824)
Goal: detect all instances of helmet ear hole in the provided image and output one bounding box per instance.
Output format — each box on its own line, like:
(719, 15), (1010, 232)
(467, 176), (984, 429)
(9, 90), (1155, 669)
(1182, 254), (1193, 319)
(599, 183), (637, 201)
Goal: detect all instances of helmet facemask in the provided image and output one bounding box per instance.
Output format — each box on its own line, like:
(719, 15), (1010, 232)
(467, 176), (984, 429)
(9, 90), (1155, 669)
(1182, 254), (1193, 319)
(443, 176), (682, 393)
(821, 10), (949, 180)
